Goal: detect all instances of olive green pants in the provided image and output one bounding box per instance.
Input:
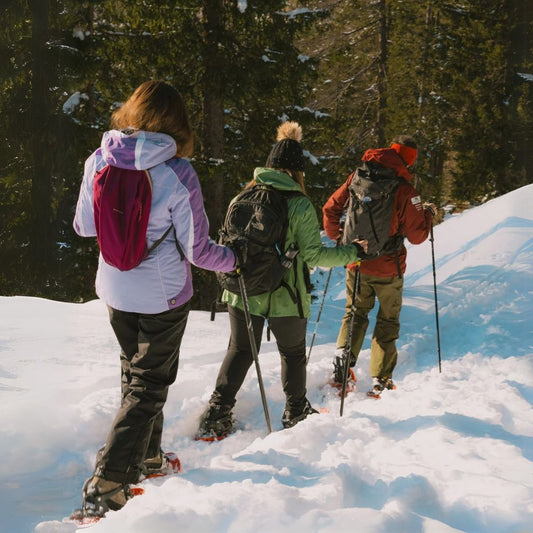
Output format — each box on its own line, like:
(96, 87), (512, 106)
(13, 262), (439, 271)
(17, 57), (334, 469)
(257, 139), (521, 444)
(337, 269), (403, 379)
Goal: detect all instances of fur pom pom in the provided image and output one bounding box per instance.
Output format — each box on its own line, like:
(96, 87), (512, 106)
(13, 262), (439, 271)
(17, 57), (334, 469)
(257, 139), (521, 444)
(276, 121), (302, 143)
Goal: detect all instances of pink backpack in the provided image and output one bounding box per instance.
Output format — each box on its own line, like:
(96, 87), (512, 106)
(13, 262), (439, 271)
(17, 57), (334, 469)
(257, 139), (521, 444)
(93, 165), (171, 271)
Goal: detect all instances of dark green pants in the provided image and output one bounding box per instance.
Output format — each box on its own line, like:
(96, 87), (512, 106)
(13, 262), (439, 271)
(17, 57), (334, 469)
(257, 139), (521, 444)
(337, 269), (403, 379)
(210, 305), (308, 413)
(95, 302), (190, 484)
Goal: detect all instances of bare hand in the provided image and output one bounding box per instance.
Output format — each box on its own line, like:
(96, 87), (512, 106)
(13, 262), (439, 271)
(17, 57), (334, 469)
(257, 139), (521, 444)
(354, 239), (368, 253)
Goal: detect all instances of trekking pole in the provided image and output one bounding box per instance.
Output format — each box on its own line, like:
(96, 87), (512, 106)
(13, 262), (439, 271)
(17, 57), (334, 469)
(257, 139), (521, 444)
(237, 272), (272, 433)
(429, 223), (442, 373)
(306, 267), (333, 363)
(307, 238), (340, 363)
(340, 262), (360, 416)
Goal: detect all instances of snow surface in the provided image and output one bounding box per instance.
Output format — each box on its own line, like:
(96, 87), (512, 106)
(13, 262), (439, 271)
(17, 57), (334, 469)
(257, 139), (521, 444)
(1, 185), (532, 533)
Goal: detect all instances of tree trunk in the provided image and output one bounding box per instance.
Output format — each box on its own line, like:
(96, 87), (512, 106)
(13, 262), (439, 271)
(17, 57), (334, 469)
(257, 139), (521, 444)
(376, 0), (388, 145)
(29, 0), (53, 266)
(201, 0), (225, 234)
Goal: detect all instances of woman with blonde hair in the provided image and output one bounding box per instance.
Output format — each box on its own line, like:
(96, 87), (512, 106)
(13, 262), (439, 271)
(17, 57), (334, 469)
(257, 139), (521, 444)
(197, 121), (365, 439)
(73, 80), (235, 520)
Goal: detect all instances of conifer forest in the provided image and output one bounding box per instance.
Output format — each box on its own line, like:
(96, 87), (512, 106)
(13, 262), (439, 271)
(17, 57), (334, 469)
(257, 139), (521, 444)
(1, 1), (532, 308)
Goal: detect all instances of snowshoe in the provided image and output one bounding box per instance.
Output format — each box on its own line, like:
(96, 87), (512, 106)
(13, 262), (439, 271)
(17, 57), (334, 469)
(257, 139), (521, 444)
(281, 399), (319, 429)
(95, 446), (181, 481)
(69, 475), (133, 526)
(329, 355), (357, 396)
(141, 451), (182, 479)
(366, 376), (396, 399)
(195, 404), (234, 441)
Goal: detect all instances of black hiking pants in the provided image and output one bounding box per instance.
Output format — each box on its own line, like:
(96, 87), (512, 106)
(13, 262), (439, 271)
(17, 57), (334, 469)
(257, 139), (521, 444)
(95, 302), (190, 484)
(210, 305), (308, 414)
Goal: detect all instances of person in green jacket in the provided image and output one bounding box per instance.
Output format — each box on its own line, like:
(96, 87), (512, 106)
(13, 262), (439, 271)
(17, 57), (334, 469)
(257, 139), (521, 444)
(197, 122), (364, 437)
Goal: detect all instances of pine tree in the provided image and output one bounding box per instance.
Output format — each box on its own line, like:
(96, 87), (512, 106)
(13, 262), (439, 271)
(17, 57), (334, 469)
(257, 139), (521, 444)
(1, 0), (319, 307)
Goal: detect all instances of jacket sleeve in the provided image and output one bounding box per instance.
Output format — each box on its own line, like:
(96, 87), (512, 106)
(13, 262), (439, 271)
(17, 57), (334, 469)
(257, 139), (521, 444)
(170, 162), (236, 273)
(293, 196), (360, 268)
(322, 173), (353, 240)
(73, 151), (100, 237)
(396, 183), (433, 245)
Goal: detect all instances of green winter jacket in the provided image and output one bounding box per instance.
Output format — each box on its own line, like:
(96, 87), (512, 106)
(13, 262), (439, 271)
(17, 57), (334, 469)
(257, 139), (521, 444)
(222, 167), (361, 318)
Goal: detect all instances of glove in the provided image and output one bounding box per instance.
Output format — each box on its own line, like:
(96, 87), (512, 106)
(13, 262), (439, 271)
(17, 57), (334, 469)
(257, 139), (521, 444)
(424, 202), (437, 216)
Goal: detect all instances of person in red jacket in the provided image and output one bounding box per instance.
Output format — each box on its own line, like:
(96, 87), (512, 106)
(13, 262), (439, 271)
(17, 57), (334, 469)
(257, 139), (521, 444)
(322, 136), (436, 396)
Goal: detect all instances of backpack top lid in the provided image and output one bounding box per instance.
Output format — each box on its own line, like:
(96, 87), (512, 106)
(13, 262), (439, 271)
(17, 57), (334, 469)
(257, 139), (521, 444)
(223, 184), (289, 247)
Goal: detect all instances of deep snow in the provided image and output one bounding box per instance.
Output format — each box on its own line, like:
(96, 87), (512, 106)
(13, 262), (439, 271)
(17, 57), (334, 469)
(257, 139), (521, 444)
(1, 184), (532, 533)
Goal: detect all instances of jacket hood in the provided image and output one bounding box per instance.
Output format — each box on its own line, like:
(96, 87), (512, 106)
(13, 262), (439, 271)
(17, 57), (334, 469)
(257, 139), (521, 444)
(253, 167), (303, 192)
(362, 147), (413, 182)
(101, 129), (177, 170)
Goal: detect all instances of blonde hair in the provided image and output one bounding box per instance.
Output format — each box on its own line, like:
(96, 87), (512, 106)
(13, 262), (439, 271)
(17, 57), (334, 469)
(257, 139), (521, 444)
(111, 80), (194, 158)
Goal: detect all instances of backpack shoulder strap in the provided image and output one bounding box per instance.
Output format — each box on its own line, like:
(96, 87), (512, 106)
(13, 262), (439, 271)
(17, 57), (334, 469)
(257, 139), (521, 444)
(144, 170), (185, 261)
(147, 225), (185, 261)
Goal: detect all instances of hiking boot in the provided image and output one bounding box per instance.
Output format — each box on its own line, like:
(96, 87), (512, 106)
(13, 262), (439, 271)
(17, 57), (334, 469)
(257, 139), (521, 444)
(141, 450), (182, 479)
(281, 399), (319, 429)
(380, 377), (396, 390)
(95, 446), (180, 480)
(74, 475), (132, 520)
(331, 355), (357, 388)
(371, 377), (385, 393)
(197, 404), (234, 439)
(367, 376), (396, 397)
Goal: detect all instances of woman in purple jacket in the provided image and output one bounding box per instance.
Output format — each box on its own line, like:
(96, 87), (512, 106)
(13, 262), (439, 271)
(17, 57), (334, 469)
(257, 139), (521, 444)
(72, 80), (235, 520)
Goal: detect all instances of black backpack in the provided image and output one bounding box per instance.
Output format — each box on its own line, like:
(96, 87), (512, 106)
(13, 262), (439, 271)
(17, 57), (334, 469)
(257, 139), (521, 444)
(216, 184), (300, 296)
(341, 161), (404, 259)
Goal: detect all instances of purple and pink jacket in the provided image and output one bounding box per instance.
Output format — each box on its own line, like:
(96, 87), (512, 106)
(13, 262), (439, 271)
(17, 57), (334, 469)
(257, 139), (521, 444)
(74, 129), (235, 313)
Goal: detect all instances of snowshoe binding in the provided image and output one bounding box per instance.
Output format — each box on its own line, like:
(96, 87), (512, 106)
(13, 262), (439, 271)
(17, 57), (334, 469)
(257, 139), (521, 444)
(95, 446), (181, 481)
(281, 399), (319, 429)
(366, 376), (396, 399)
(195, 404), (234, 441)
(329, 354), (357, 396)
(141, 450), (182, 479)
(70, 475), (133, 526)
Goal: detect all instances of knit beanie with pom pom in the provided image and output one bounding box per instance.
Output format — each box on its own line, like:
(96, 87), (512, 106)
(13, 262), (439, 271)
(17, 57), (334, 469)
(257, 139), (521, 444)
(265, 121), (305, 172)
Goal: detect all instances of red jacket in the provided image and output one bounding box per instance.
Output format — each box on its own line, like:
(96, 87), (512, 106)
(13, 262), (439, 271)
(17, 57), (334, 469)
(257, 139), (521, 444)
(322, 148), (432, 277)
